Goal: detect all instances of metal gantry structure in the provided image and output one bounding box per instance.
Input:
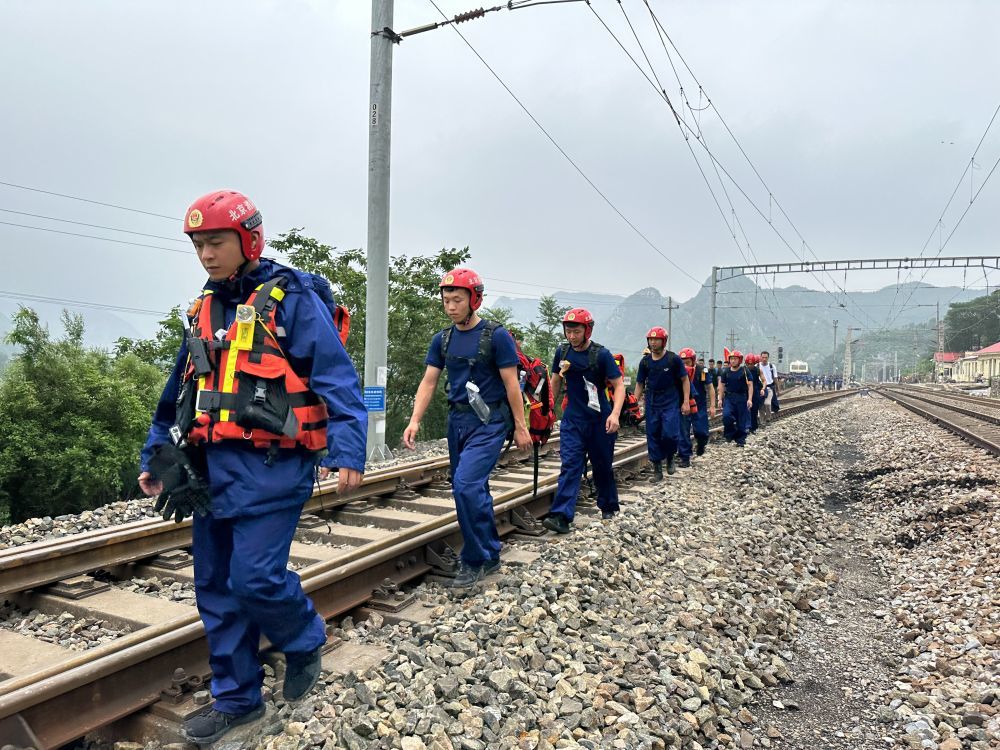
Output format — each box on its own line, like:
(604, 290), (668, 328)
(708, 256), (1000, 361)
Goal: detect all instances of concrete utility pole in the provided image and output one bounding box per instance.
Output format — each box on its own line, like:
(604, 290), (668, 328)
(843, 327), (853, 384)
(936, 301), (944, 353)
(709, 266), (718, 359)
(364, 0), (394, 461)
(662, 297), (679, 343)
(832, 319), (839, 372)
(726, 329), (738, 350)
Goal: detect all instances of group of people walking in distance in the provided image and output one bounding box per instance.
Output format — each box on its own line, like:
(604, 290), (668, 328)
(138, 190), (780, 744)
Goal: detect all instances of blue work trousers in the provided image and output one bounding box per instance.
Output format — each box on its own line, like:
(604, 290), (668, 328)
(193, 506), (327, 714)
(750, 390), (763, 432)
(678, 407), (710, 459)
(645, 402), (681, 464)
(722, 395), (751, 446)
(447, 409), (507, 566)
(550, 416), (619, 521)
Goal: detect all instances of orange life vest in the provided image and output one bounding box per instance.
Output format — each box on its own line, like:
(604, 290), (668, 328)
(183, 276), (328, 454)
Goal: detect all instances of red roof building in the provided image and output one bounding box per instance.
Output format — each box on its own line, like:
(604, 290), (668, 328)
(933, 352), (960, 363)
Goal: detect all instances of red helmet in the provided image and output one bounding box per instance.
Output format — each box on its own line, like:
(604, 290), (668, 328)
(745, 353), (759, 365)
(184, 190), (264, 261)
(439, 268), (484, 310)
(646, 326), (668, 341)
(563, 308), (595, 336)
(727, 349), (744, 365)
(678, 347), (696, 361)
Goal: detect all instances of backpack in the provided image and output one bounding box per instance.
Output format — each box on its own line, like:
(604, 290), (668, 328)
(607, 353), (643, 426)
(285, 268), (351, 346)
(515, 342), (555, 445)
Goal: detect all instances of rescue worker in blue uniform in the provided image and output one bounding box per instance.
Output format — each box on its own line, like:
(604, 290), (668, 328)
(677, 347), (714, 465)
(544, 308), (625, 533)
(139, 190), (367, 745)
(718, 350), (753, 446)
(404, 268), (532, 586)
(633, 327), (689, 480)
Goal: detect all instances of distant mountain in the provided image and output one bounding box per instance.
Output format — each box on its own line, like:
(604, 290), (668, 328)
(492, 279), (980, 368)
(0, 299), (148, 351)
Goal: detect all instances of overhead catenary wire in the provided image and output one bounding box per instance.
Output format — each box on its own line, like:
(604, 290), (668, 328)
(0, 180), (180, 221)
(883, 101), (1000, 325)
(615, 1), (882, 332)
(425, 0), (702, 287)
(0, 208), (189, 243)
(0, 289), (172, 317)
(0, 220), (195, 255)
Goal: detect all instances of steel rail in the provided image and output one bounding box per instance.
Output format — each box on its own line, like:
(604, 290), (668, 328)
(0, 389), (827, 596)
(0, 437), (648, 747)
(0, 391), (853, 747)
(882, 387), (1000, 426)
(878, 388), (1000, 456)
(0, 453), (461, 596)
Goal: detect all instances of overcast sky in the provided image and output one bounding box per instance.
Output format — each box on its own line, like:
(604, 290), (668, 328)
(2, 0), (999, 336)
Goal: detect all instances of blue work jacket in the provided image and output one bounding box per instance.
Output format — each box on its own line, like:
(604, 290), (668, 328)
(141, 259), (367, 518)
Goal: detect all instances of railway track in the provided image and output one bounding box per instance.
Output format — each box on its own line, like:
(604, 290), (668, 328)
(878, 386), (1000, 456)
(0, 388), (853, 748)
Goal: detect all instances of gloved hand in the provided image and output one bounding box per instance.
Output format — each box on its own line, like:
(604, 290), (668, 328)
(153, 487), (212, 523)
(148, 443), (212, 523)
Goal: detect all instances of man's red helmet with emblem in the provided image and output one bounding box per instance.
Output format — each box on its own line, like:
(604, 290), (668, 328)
(678, 347), (696, 361)
(439, 268), (485, 311)
(563, 308), (595, 337)
(724, 348), (744, 365)
(745, 353), (759, 365)
(184, 190), (264, 261)
(646, 326), (668, 342)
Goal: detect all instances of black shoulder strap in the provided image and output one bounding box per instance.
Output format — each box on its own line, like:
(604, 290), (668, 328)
(440, 325), (456, 360)
(478, 320), (501, 368)
(558, 342), (570, 363)
(587, 342), (603, 382)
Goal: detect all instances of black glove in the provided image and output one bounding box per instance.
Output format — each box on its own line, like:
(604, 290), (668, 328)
(148, 443), (212, 523)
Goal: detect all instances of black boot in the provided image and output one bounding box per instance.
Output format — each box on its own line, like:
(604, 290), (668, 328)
(183, 704), (265, 744)
(651, 462), (663, 481)
(543, 513), (571, 534)
(666, 458), (676, 475)
(695, 436), (707, 456)
(283, 646), (323, 702)
(677, 457), (691, 468)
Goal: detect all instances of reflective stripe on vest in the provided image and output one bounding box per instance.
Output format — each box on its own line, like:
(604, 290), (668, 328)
(184, 279), (328, 452)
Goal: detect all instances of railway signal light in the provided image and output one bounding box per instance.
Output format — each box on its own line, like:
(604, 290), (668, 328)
(777, 346), (783, 362)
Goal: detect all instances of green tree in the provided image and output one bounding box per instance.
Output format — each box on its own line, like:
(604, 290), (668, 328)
(114, 307), (185, 371)
(525, 295), (569, 364)
(0, 309), (164, 524)
(944, 291), (1000, 352)
(268, 229), (471, 444)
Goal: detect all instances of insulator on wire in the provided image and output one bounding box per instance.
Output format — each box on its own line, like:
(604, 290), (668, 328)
(454, 8), (487, 24)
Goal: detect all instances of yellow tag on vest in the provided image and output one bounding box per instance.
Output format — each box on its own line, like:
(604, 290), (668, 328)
(233, 305), (256, 351)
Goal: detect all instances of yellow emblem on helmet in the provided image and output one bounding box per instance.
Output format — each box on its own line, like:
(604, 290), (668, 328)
(566, 313), (576, 320)
(187, 209), (204, 229)
(443, 274), (454, 284)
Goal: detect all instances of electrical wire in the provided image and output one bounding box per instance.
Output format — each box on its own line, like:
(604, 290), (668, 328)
(425, 0), (703, 286)
(0, 289), (170, 317)
(0, 220), (195, 255)
(0, 208), (189, 243)
(0, 180), (180, 221)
